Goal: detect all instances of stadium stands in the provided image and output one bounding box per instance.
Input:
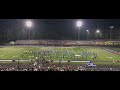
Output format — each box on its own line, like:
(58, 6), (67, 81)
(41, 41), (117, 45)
(15, 40), (78, 46)
(14, 40), (120, 46)
(76, 40), (94, 45)
(61, 40), (77, 46)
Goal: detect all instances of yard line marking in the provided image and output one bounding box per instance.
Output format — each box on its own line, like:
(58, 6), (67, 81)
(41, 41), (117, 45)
(90, 48), (106, 60)
(100, 49), (119, 60)
(66, 48), (70, 57)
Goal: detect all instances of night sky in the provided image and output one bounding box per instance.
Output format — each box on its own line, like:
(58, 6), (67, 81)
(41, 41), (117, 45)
(0, 19), (120, 40)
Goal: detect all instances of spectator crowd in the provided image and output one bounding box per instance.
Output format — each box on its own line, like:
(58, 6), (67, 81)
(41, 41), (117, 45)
(0, 60), (119, 71)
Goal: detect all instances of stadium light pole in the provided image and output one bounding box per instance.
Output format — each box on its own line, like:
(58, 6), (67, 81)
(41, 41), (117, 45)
(25, 20), (33, 40)
(86, 30), (89, 40)
(109, 26), (114, 41)
(76, 21), (82, 41)
(96, 30), (100, 39)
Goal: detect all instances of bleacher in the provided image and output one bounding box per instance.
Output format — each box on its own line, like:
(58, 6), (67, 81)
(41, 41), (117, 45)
(14, 40), (120, 46)
(76, 41), (94, 45)
(62, 40), (77, 46)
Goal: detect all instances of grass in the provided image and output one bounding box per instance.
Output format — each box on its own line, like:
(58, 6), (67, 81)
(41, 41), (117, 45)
(0, 46), (119, 66)
(108, 47), (120, 52)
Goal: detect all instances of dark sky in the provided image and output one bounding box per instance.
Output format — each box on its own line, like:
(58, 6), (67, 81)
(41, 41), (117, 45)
(0, 19), (120, 40)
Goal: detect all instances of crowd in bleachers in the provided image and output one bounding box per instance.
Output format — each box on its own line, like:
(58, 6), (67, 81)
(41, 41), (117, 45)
(15, 40), (47, 45)
(14, 40), (76, 46)
(61, 40), (77, 46)
(15, 40), (78, 46)
(96, 41), (120, 46)
(14, 40), (120, 46)
(76, 41), (95, 45)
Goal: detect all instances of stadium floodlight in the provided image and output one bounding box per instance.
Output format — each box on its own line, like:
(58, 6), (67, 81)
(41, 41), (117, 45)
(86, 30), (90, 34)
(109, 26), (114, 41)
(86, 30), (89, 40)
(96, 30), (101, 39)
(76, 20), (82, 40)
(26, 20), (32, 28)
(96, 30), (100, 33)
(76, 21), (82, 27)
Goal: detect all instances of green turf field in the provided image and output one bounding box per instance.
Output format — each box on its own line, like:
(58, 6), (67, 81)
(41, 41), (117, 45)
(0, 46), (119, 63)
(108, 47), (120, 52)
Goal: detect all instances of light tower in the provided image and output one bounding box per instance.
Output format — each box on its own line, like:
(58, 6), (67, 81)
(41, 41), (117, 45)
(76, 20), (82, 40)
(109, 26), (114, 41)
(25, 20), (33, 40)
(86, 30), (89, 40)
(96, 30), (100, 39)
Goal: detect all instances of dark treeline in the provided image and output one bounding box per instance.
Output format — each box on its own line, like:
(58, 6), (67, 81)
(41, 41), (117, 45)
(0, 19), (120, 41)
(0, 28), (119, 41)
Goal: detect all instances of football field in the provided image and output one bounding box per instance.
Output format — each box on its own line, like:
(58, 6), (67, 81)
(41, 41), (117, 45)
(0, 46), (120, 65)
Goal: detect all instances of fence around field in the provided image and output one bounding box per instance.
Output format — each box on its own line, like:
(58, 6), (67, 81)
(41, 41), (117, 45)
(0, 60), (30, 62)
(0, 60), (90, 62)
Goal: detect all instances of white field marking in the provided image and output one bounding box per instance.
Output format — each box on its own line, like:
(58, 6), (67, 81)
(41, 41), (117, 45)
(25, 47), (37, 59)
(93, 50), (106, 60)
(11, 47), (24, 59)
(75, 48), (85, 59)
(0, 60), (31, 62)
(66, 48), (71, 57)
(91, 56), (93, 58)
(96, 48), (117, 60)
(101, 50), (119, 60)
(107, 57), (113, 58)
(71, 61), (90, 62)
(4, 47), (23, 59)
(50, 47), (56, 60)
(75, 55), (81, 57)
(96, 50), (117, 59)
(77, 48), (81, 54)
(7, 47), (23, 59)
(71, 48), (83, 60)
(105, 49), (120, 60)
(70, 48), (77, 55)
(2, 47), (16, 59)
(53, 60), (90, 62)
(53, 47), (56, 60)
(12, 47), (23, 56)
(90, 48), (106, 60)
(87, 49), (105, 60)
(77, 47), (87, 60)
